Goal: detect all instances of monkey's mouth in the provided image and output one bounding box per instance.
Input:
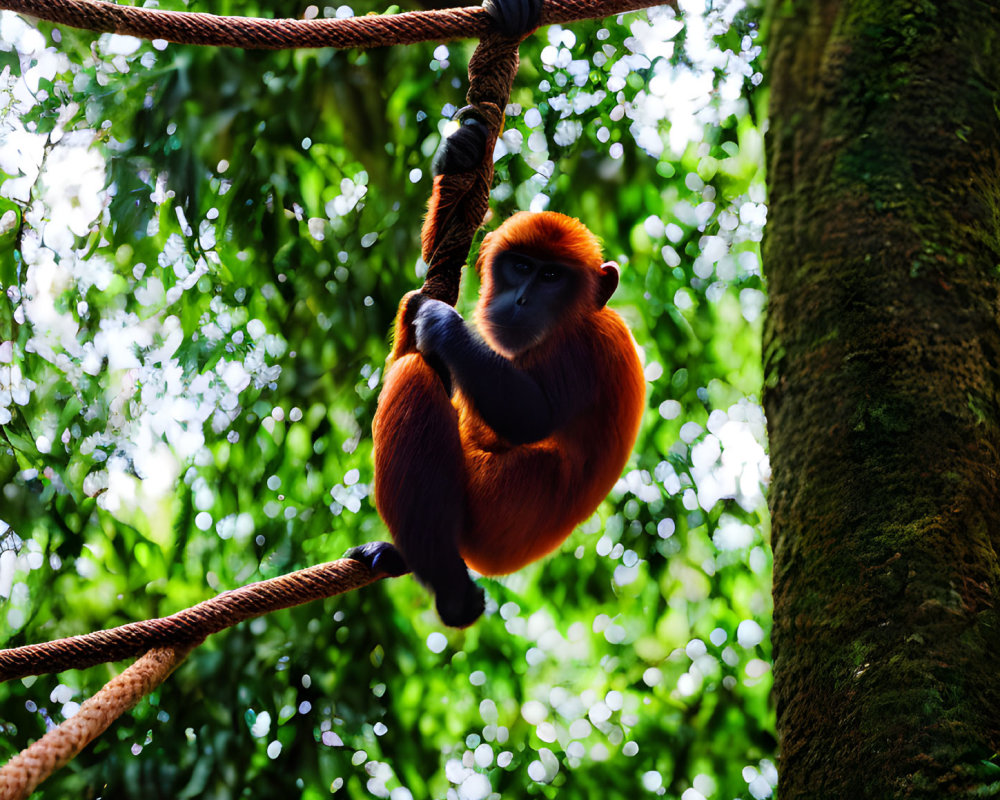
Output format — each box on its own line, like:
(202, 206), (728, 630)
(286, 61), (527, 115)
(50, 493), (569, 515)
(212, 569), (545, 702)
(485, 320), (545, 357)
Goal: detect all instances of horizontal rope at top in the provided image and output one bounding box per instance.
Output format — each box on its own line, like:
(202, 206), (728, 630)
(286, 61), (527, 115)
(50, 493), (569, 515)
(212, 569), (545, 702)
(0, 0), (675, 50)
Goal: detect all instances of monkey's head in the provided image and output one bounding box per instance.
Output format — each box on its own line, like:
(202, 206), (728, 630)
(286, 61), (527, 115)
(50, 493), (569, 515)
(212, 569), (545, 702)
(475, 211), (620, 357)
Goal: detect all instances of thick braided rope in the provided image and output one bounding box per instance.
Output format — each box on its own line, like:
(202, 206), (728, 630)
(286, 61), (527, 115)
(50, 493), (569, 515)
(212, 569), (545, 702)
(0, 558), (380, 682)
(0, 645), (194, 800)
(0, 0), (674, 50)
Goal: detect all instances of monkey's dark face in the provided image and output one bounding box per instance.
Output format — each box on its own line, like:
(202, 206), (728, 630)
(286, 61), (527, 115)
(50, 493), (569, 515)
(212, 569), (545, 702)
(482, 250), (582, 356)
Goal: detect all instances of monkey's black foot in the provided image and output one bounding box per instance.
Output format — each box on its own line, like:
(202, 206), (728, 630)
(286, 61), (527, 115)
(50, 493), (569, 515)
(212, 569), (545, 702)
(483, 0), (542, 38)
(344, 542), (410, 577)
(434, 578), (485, 628)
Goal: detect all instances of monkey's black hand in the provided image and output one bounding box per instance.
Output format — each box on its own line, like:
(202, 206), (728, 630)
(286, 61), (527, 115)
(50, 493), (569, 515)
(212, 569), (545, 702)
(435, 576), (486, 628)
(483, 0), (542, 38)
(344, 541), (410, 577)
(413, 298), (463, 358)
(433, 116), (489, 177)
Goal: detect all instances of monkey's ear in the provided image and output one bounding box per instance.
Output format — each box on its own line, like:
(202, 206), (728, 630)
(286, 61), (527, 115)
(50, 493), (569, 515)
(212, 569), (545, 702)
(595, 262), (620, 308)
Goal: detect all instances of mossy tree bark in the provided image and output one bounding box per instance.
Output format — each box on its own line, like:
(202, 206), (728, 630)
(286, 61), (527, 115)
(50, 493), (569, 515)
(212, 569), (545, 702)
(763, 2), (1000, 797)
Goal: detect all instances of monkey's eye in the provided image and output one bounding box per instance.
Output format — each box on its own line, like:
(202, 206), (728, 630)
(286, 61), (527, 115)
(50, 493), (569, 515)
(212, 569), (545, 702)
(512, 261), (533, 275)
(540, 267), (563, 282)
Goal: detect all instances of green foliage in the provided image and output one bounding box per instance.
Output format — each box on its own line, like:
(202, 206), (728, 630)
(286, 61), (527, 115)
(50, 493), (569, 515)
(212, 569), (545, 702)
(0, 2), (773, 798)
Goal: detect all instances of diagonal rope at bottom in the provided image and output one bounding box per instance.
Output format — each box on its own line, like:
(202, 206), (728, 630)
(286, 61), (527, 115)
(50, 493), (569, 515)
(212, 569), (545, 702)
(0, 646), (195, 800)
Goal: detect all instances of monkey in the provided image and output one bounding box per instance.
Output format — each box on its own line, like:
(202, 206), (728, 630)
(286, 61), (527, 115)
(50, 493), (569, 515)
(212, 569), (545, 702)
(352, 208), (646, 627)
(347, 132), (645, 625)
(345, 0), (643, 627)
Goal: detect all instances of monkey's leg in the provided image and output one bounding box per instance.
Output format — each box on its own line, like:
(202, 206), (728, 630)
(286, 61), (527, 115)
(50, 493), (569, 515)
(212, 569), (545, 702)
(372, 354), (485, 627)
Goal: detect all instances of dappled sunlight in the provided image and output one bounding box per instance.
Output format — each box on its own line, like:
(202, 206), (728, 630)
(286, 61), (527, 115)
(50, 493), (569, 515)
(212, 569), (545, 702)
(0, 0), (772, 796)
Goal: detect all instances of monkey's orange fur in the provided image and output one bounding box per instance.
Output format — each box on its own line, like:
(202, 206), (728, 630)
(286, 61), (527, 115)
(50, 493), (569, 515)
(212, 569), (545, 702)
(373, 211), (645, 577)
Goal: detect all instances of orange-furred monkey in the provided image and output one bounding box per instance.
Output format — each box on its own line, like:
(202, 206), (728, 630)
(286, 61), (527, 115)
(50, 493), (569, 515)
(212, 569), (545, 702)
(350, 204), (645, 626)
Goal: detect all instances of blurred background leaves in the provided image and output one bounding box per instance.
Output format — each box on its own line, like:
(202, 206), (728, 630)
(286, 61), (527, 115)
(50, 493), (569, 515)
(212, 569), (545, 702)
(0, 1), (773, 797)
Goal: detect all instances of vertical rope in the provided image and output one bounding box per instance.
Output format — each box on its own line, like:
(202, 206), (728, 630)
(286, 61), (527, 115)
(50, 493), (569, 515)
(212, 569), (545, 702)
(419, 31), (523, 304)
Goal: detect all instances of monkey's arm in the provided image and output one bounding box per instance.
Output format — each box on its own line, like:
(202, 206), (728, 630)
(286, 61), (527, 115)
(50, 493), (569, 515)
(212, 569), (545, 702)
(413, 299), (558, 444)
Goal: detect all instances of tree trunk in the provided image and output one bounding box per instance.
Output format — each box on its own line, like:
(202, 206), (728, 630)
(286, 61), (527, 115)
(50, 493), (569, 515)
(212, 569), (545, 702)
(763, 2), (1000, 797)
